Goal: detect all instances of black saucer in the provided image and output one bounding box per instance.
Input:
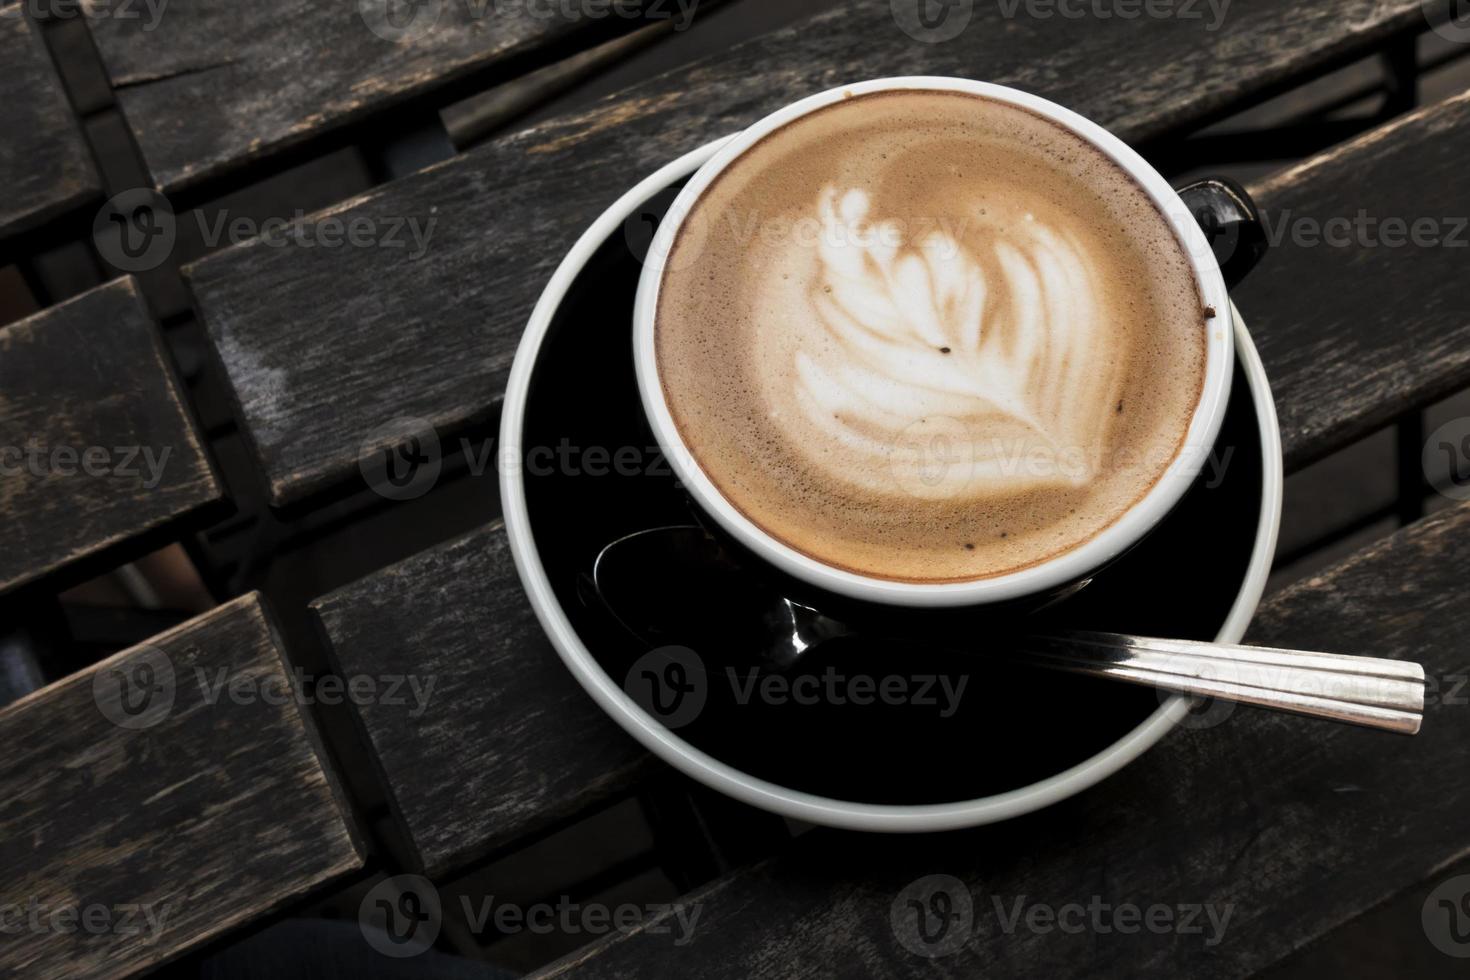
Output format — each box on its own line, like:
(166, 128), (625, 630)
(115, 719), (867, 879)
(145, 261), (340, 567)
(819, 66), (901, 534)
(521, 179), (1265, 806)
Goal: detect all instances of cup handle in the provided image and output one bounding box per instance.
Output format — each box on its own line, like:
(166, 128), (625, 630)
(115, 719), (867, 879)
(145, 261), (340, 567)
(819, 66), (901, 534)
(1176, 176), (1268, 288)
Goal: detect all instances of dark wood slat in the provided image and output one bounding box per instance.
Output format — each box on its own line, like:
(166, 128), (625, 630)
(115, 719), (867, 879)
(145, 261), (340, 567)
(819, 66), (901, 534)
(441, 17), (676, 150)
(0, 6), (101, 241)
(85, 0), (685, 194)
(1239, 87), (1470, 470)
(310, 522), (650, 878)
(0, 278), (224, 595)
(531, 503), (1470, 979)
(0, 593), (364, 980)
(186, 0), (1434, 508)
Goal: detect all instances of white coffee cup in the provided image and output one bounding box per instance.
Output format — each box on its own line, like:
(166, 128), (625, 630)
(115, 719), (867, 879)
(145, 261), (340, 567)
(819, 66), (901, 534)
(632, 76), (1237, 608)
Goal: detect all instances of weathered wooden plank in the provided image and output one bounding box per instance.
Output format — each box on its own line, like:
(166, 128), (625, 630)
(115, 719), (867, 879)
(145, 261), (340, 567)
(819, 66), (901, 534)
(187, 0), (1436, 507)
(530, 503), (1470, 979)
(440, 17), (681, 150)
(0, 593), (364, 980)
(310, 522), (651, 878)
(0, 278), (224, 595)
(1239, 87), (1470, 470)
(85, 0), (693, 194)
(0, 6), (101, 241)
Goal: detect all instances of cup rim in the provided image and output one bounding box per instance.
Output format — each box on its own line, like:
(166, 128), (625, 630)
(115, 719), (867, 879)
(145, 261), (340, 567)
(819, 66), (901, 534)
(632, 77), (1236, 607)
(497, 138), (1283, 833)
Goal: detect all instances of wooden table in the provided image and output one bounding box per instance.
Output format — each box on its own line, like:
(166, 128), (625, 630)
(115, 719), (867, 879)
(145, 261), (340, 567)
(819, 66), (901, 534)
(3, 1), (1470, 976)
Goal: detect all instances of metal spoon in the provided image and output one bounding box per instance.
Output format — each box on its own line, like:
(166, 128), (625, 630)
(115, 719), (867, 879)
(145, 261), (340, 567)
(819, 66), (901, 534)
(590, 526), (1425, 735)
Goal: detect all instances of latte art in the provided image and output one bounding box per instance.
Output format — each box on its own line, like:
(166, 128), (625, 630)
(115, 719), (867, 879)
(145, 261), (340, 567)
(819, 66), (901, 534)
(788, 185), (1119, 498)
(655, 90), (1208, 583)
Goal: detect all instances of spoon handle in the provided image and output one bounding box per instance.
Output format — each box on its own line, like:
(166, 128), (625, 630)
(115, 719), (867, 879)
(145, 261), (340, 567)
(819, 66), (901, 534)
(1022, 631), (1426, 735)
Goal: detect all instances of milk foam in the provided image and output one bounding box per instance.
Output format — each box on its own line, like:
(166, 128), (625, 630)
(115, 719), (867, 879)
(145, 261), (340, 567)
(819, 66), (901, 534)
(781, 185), (1117, 499)
(656, 90), (1208, 583)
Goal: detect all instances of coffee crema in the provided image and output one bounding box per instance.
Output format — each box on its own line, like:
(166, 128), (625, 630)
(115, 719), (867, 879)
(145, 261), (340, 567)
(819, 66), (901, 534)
(655, 90), (1208, 583)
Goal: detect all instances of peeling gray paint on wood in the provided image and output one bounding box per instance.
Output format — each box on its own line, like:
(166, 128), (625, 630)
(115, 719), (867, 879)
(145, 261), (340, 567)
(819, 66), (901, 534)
(0, 7), (102, 241)
(311, 523), (651, 878)
(0, 593), (364, 980)
(530, 503), (1470, 979)
(186, 0), (1435, 506)
(0, 278), (224, 595)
